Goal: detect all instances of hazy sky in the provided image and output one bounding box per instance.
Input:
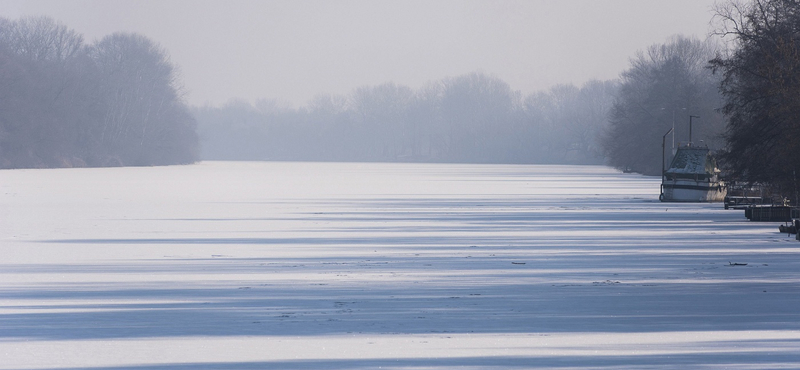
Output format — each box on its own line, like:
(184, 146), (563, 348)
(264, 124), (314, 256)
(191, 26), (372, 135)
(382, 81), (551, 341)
(0, 0), (721, 107)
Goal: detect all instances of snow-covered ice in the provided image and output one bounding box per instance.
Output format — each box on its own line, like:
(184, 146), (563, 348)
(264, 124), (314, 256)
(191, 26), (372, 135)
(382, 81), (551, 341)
(1, 161), (799, 369)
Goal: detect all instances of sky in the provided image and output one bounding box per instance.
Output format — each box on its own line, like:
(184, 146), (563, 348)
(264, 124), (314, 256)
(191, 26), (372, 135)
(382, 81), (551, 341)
(0, 0), (721, 107)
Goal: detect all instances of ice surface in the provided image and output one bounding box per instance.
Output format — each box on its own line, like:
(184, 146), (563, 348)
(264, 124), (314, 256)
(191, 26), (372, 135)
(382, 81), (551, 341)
(1, 161), (799, 369)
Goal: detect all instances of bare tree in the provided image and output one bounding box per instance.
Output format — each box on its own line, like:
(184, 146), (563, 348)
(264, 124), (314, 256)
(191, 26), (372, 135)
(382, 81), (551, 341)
(350, 83), (414, 160)
(438, 72), (520, 163)
(89, 32), (196, 165)
(0, 16), (92, 168)
(1, 16), (83, 64)
(711, 0), (800, 199)
(0, 17), (197, 168)
(602, 35), (724, 175)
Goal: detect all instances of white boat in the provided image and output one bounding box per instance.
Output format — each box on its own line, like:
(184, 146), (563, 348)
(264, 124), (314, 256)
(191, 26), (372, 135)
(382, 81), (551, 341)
(660, 144), (726, 202)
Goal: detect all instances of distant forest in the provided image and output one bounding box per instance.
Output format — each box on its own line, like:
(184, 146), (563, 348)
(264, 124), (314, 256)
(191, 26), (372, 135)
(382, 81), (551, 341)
(0, 15), (727, 172)
(195, 35), (728, 173)
(0, 16), (197, 168)
(195, 74), (617, 165)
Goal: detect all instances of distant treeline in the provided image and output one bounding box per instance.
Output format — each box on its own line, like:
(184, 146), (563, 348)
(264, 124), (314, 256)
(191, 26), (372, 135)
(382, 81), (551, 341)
(5, 4), (782, 188)
(193, 37), (729, 172)
(0, 16), (198, 169)
(194, 73), (618, 165)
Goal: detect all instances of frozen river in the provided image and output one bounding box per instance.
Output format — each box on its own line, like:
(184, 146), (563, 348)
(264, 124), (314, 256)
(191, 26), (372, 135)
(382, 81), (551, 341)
(2, 161), (799, 369)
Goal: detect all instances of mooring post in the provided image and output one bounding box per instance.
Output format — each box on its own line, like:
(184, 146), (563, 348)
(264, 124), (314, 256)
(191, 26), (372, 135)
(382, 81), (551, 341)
(689, 115), (699, 146)
(662, 127), (673, 181)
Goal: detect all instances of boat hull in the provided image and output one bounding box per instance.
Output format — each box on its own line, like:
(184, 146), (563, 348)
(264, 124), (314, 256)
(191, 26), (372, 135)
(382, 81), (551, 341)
(660, 181), (726, 202)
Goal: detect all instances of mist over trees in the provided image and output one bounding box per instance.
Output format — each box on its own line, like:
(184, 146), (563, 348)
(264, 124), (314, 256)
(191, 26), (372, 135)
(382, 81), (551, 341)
(711, 0), (800, 197)
(601, 35), (727, 176)
(195, 73), (617, 165)
(10, 10), (791, 181)
(0, 16), (197, 169)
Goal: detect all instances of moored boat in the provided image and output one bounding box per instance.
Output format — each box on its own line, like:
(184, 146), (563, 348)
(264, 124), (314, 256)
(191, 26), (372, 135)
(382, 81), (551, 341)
(660, 144), (726, 202)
